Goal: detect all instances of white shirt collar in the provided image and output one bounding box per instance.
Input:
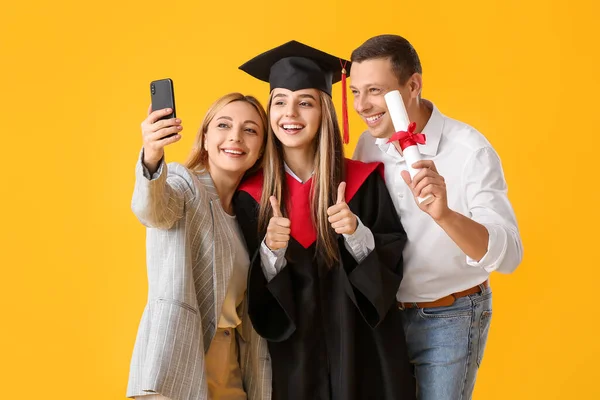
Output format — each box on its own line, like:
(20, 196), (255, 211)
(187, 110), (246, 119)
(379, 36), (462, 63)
(284, 162), (313, 183)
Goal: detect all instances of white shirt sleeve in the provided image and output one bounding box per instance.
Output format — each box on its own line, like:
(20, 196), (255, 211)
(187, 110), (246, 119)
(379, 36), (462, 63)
(463, 147), (523, 273)
(342, 216), (375, 263)
(259, 240), (287, 282)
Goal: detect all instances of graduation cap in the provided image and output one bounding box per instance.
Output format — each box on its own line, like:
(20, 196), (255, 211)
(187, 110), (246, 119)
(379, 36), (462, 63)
(239, 40), (352, 144)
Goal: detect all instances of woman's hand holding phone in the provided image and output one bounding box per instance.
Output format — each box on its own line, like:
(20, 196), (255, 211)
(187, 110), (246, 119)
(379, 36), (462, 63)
(141, 105), (183, 174)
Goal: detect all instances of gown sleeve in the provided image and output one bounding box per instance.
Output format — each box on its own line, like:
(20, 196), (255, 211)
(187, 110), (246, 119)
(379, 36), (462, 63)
(342, 171), (408, 328)
(233, 190), (297, 342)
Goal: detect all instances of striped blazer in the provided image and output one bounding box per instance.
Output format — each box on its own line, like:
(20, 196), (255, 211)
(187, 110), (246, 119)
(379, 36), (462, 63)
(127, 155), (272, 400)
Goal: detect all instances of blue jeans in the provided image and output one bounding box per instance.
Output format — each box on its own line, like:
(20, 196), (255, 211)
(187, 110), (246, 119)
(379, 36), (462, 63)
(401, 286), (492, 400)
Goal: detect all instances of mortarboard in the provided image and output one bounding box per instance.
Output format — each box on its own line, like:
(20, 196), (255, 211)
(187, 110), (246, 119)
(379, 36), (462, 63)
(239, 40), (352, 144)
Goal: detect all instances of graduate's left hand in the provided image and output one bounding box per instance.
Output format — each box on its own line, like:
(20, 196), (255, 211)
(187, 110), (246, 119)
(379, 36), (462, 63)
(327, 182), (358, 235)
(401, 160), (452, 222)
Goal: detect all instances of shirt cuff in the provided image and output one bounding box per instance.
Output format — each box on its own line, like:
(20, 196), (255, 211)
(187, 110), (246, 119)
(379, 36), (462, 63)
(139, 149), (165, 180)
(466, 223), (508, 272)
(259, 240), (287, 282)
(342, 216), (375, 263)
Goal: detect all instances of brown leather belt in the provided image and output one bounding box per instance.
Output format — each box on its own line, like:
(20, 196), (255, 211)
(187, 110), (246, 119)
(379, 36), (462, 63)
(398, 280), (490, 310)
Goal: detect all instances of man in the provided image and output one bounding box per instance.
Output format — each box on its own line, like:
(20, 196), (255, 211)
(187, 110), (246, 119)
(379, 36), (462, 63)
(350, 34), (523, 400)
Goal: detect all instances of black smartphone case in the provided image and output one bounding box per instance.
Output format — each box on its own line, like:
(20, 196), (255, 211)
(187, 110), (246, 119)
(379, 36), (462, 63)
(150, 78), (177, 138)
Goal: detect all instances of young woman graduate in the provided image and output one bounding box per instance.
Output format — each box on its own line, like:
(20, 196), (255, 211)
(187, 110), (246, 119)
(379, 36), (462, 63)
(232, 41), (417, 400)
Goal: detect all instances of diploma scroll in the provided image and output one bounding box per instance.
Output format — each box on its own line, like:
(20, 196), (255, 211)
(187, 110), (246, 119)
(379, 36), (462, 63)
(384, 90), (434, 205)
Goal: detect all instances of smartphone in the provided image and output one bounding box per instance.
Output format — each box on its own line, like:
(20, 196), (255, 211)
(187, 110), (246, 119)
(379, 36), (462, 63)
(150, 78), (177, 138)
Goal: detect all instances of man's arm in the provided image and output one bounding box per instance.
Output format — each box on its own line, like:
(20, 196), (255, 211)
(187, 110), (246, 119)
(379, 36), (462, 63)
(403, 147), (523, 273)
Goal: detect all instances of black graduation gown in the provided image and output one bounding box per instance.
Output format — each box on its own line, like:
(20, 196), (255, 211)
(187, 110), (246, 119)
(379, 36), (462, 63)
(233, 159), (416, 400)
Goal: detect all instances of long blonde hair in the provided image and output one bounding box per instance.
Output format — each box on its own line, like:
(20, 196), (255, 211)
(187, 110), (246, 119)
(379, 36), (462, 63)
(258, 91), (345, 267)
(185, 93), (268, 176)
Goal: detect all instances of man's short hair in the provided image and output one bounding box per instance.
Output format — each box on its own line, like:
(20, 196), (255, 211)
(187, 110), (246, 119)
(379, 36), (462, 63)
(351, 34), (422, 85)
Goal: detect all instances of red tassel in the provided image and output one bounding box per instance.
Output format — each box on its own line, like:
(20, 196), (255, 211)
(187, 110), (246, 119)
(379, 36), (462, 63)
(340, 60), (349, 145)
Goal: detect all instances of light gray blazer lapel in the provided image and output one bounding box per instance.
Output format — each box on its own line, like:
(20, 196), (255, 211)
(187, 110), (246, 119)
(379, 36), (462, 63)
(198, 172), (234, 351)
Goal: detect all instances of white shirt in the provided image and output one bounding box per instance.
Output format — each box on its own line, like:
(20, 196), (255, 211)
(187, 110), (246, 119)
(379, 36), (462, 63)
(259, 163), (375, 281)
(353, 102), (523, 302)
(218, 214), (249, 328)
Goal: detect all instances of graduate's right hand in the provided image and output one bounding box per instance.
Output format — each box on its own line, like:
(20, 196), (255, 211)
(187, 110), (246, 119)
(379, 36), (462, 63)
(265, 196), (291, 251)
(141, 104), (183, 173)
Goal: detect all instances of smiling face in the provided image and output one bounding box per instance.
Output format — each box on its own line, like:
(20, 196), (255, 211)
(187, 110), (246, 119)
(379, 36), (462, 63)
(350, 57), (414, 139)
(269, 88), (322, 152)
(204, 100), (265, 175)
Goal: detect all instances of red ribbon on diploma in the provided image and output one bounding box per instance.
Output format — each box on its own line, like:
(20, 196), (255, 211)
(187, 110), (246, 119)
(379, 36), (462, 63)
(387, 122), (426, 151)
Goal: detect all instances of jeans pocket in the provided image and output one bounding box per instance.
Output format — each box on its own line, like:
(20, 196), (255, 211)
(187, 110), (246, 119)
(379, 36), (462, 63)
(472, 289), (493, 305)
(477, 310), (492, 367)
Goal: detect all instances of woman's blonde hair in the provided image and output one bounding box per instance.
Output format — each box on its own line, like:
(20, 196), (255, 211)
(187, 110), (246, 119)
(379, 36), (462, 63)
(185, 93), (268, 176)
(258, 91), (345, 267)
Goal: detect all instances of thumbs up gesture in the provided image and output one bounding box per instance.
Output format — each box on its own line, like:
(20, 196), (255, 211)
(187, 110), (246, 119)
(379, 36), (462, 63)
(327, 182), (357, 235)
(265, 196), (291, 251)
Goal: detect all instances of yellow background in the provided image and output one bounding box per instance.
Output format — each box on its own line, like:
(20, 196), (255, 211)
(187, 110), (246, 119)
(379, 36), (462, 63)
(1, 0), (598, 398)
